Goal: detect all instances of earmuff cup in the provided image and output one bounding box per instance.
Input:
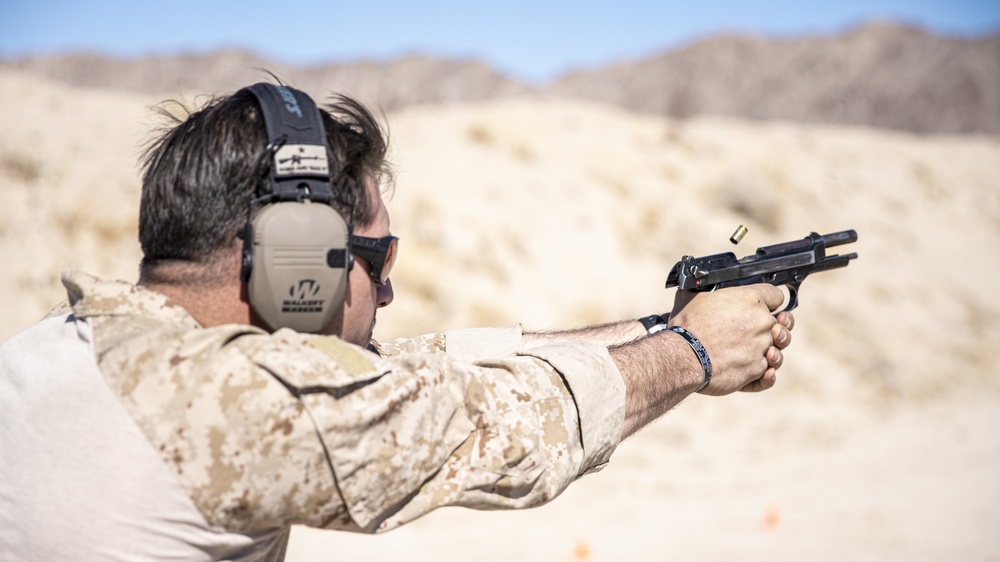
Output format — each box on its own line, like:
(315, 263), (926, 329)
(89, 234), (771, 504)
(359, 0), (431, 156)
(246, 201), (350, 333)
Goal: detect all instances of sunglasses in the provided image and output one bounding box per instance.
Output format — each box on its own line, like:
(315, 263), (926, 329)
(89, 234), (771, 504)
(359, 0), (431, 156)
(351, 234), (398, 285)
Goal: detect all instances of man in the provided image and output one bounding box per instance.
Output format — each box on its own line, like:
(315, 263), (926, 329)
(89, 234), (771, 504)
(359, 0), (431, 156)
(0, 84), (793, 561)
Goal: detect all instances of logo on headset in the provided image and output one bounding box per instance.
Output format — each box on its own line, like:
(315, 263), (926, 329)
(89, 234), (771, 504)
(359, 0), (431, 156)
(274, 144), (329, 177)
(282, 279), (325, 313)
(275, 86), (302, 118)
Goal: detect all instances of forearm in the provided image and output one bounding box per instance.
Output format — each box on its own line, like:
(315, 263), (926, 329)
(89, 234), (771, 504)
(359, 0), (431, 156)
(609, 331), (703, 438)
(381, 316), (664, 354)
(383, 321), (700, 441)
(524, 318), (650, 348)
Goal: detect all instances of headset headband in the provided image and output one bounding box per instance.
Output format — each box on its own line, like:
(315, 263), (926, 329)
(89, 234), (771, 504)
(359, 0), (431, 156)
(239, 83), (352, 333)
(247, 83), (333, 201)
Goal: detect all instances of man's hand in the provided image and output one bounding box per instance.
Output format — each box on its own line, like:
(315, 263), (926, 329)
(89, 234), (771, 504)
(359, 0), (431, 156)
(612, 283), (797, 437)
(668, 284), (794, 396)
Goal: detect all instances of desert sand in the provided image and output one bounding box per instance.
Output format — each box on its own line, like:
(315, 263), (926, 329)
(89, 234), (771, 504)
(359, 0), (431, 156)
(1, 69), (998, 561)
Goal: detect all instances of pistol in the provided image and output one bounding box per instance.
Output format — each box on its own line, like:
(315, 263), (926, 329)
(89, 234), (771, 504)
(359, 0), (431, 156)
(664, 230), (859, 310)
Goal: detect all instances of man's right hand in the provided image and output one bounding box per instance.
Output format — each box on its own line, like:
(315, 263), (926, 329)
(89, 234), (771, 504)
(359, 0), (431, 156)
(668, 284), (794, 396)
(612, 283), (797, 438)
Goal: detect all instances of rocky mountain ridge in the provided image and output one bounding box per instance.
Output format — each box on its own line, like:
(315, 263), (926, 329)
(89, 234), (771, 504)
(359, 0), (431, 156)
(3, 21), (998, 134)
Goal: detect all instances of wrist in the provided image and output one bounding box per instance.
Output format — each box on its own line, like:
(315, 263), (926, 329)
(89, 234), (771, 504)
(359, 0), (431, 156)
(665, 326), (713, 392)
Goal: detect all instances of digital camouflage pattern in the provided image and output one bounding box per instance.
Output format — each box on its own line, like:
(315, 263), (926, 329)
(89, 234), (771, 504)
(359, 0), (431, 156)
(63, 272), (625, 534)
(373, 333), (445, 355)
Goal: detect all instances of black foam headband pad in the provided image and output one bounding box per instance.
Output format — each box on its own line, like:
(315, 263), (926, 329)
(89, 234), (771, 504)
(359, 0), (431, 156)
(246, 83), (333, 200)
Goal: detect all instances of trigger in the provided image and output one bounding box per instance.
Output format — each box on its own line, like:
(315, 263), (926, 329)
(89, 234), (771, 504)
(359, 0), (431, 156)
(780, 284), (799, 312)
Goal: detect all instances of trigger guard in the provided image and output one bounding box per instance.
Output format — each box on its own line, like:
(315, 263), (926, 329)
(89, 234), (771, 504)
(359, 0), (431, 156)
(780, 284), (800, 312)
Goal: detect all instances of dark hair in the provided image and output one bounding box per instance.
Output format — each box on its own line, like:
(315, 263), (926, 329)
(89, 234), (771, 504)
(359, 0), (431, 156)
(138, 87), (390, 272)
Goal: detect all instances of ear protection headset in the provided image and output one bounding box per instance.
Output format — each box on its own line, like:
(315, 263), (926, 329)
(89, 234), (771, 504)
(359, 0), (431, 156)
(239, 83), (352, 333)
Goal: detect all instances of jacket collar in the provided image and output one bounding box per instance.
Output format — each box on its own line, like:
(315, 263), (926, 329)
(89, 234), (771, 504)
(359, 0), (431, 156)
(62, 270), (201, 330)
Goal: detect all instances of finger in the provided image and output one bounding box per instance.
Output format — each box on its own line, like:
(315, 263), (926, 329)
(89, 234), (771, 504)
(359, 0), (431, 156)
(741, 370), (777, 392)
(766, 346), (783, 369)
(771, 323), (792, 350)
(775, 311), (795, 331)
(753, 284), (787, 313)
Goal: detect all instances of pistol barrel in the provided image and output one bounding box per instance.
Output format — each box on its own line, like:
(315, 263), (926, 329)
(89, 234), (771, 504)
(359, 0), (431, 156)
(821, 230), (858, 248)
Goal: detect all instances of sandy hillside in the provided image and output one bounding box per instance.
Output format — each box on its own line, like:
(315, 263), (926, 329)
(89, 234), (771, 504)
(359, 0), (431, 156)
(1, 70), (999, 561)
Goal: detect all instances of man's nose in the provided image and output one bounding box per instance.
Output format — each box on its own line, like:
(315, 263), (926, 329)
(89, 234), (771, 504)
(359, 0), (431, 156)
(377, 278), (394, 308)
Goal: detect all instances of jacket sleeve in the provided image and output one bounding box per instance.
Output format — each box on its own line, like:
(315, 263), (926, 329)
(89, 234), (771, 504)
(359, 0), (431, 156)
(259, 328), (625, 533)
(373, 324), (523, 359)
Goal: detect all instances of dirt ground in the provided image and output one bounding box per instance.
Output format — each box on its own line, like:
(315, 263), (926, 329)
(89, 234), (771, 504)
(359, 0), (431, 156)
(288, 388), (1000, 562)
(2, 70), (998, 561)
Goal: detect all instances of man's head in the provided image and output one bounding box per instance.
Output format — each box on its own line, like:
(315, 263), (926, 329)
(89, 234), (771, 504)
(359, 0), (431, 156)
(138, 85), (395, 345)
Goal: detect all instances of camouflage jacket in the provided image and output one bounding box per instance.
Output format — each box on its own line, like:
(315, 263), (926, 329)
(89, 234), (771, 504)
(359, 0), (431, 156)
(57, 271), (625, 535)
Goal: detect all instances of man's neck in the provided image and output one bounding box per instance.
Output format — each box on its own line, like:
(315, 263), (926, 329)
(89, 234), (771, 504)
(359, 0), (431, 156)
(138, 255), (253, 329)
(144, 282), (252, 328)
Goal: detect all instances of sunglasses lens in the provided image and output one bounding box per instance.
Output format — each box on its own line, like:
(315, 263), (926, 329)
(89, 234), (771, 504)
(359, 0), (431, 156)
(352, 235), (399, 285)
(378, 238), (398, 283)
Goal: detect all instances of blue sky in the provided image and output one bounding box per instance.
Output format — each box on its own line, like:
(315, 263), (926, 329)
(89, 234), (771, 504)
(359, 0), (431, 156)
(1, 0), (998, 83)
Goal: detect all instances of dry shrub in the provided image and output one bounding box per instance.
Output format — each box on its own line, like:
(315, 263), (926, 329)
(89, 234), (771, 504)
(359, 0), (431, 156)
(511, 142), (535, 162)
(1, 152), (42, 184)
(466, 122), (494, 146)
(910, 160), (945, 200)
(467, 300), (514, 328)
